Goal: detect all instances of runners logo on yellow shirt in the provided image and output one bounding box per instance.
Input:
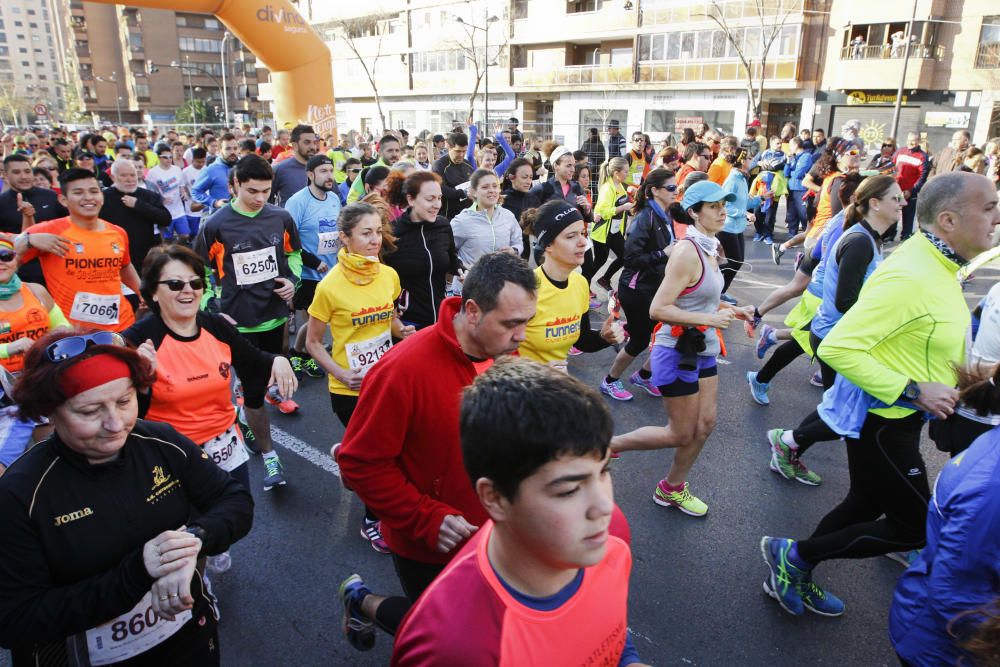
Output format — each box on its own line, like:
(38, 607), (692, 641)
(351, 303), (394, 328)
(545, 316), (581, 340)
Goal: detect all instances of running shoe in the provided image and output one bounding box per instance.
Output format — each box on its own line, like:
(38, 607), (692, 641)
(262, 455), (287, 490)
(809, 369), (824, 387)
(289, 355), (304, 379)
(600, 378), (634, 401)
(339, 574), (376, 651)
(771, 243), (785, 265)
(790, 457), (822, 486)
(265, 387), (300, 414)
(206, 551), (232, 575)
(653, 480), (708, 517)
(629, 371), (662, 397)
(885, 549), (921, 568)
(763, 236), (774, 246)
(720, 293), (738, 305)
(746, 371), (771, 406)
(303, 358), (325, 379)
(760, 536), (805, 616)
(237, 407), (259, 454)
(756, 324), (777, 359)
(793, 252), (805, 272)
(568, 346), (584, 356)
(798, 573), (845, 616)
(596, 276), (612, 292)
(361, 517), (390, 554)
(767, 429), (797, 481)
(753, 234), (763, 242)
(589, 297), (603, 310)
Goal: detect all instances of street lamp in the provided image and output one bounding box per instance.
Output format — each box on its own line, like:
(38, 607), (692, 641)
(220, 33), (231, 127)
(169, 58), (227, 124)
(456, 14), (500, 126)
(95, 71), (121, 124)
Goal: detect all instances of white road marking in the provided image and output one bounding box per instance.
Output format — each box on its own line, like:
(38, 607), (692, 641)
(269, 427), (340, 477)
(732, 276), (786, 289)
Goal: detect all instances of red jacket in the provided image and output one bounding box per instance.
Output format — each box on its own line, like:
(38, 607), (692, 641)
(339, 297), (490, 564)
(893, 146), (926, 193)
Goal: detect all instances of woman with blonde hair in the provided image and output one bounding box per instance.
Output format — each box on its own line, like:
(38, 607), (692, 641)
(590, 156), (632, 294)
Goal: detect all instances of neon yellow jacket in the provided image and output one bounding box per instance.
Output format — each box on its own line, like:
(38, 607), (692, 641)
(592, 180), (627, 244)
(818, 233), (969, 419)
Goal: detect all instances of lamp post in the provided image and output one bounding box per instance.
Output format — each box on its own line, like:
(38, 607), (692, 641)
(890, 0), (918, 142)
(170, 59), (227, 125)
(220, 33), (231, 127)
(456, 14), (500, 125)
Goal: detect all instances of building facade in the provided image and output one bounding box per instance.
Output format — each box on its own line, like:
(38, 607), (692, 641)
(0, 0), (67, 125)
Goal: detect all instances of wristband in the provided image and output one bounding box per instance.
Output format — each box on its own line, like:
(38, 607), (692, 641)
(0, 343), (8, 359)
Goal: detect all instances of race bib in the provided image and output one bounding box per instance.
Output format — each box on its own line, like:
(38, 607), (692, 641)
(202, 423), (250, 472)
(84, 591), (191, 665)
(632, 172), (642, 185)
(346, 330), (392, 373)
(317, 231), (340, 255)
(70, 292), (120, 325)
(232, 247), (279, 286)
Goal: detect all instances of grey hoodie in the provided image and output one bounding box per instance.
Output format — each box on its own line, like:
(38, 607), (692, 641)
(449, 204), (523, 293)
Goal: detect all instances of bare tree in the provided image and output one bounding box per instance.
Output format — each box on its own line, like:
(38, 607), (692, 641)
(0, 85), (29, 127)
(330, 14), (395, 132)
(450, 19), (509, 122)
(703, 0), (797, 120)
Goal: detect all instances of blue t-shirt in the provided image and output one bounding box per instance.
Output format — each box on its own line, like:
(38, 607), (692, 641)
(284, 186), (342, 282)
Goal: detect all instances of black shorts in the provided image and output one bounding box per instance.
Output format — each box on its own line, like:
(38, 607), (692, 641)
(292, 279), (319, 311)
(798, 252), (818, 277)
(239, 325), (285, 408)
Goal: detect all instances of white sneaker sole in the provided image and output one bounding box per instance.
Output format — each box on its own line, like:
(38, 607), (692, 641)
(747, 373), (770, 406)
(600, 386), (634, 402)
(652, 491), (707, 517)
(629, 379), (661, 397)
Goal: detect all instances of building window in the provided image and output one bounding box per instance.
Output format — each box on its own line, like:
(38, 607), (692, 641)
(129, 33), (143, 50)
(29, 22), (38, 29)
(639, 26), (799, 62)
(19, 48), (26, 54)
(842, 22), (939, 60)
(205, 18), (219, 30)
(14, 21), (23, 28)
(568, 0), (602, 13)
(176, 15), (187, 27)
(39, 74), (46, 80)
(135, 82), (150, 98)
(411, 49), (470, 73)
(976, 15), (1000, 68)
(179, 37), (223, 52)
(27, 9), (36, 15)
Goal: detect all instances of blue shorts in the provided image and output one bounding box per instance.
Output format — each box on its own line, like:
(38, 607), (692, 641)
(650, 346), (718, 397)
(168, 215), (199, 237)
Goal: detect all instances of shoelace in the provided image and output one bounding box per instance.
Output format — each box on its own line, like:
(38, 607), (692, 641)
(264, 458), (282, 475)
(800, 579), (826, 600)
(792, 458), (812, 475)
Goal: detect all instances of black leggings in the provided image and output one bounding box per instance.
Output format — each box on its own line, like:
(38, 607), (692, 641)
(717, 230), (745, 293)
(618, 284), (655, 358)
(809, 331), (836, 390)
(372, 556), (446, 635)
(796, 413), (929, 564)
(329, 393), (375, 521)
(756, 340), (804, 383)
(592, 229), (625, 284)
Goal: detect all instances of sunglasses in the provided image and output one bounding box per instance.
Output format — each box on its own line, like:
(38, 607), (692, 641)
(0, 250), (16, 263)
(46, 331), (125, 363)
(348, 168), (362, 173)
(656, 184), (679, 192)
(158, 278), (205, 291)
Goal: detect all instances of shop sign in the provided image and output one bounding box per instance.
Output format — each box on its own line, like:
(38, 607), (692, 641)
(846, 91), (907, 105)
(924, 111), (970, 129)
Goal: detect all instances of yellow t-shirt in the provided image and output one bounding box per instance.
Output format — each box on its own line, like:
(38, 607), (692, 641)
(308, 263), (401, 396)
(519, 266), (590, 363)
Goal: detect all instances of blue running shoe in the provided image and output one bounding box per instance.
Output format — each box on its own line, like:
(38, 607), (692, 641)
(760, 536), (805, 616)
(747, 371), (771, 406)
(885, 549), (921, 568)
(339, 574), (375, 651)
(753, 234), (763, 242)
(756, 324), (777, 359)
(799, 573), (845, 616)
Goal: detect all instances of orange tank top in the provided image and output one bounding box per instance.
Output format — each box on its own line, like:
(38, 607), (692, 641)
(0, 284), (50, 373)
(807, 171), (842, 240)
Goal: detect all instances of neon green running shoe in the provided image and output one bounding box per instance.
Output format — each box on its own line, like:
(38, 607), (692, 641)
(767, 428), (797, 481)
(653, 480), (708, 517)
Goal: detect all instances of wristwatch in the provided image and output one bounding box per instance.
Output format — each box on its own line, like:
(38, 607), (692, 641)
(902, 380), (921, 402)
(183, 525), (206, 543)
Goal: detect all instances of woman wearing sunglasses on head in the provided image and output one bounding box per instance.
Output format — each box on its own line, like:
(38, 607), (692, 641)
(0, 328), (253, 665)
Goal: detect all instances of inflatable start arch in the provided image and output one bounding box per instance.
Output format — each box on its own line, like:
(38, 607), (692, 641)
(89, 0), (335, 133)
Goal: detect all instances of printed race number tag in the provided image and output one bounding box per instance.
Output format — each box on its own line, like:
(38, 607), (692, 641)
(346, 331), (392, 373)
(84, 591), (191, 665)
(70, 292), (120, 325)
(317, 231), (340, 255)
(232, 247), (279, 286)
(202, 424), (250, 472)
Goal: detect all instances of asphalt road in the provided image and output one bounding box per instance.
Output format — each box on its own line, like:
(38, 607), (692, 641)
(3, 225), (995, 667)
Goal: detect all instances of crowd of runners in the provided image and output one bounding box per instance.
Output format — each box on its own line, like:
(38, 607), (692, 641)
(0, 116), (997, 666)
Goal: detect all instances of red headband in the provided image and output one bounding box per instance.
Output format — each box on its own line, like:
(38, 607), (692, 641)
(59, 354), (133, 398)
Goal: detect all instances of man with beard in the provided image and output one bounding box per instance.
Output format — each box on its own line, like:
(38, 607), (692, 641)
(191, 133), (240, 213)
(284, 155), (341, 378)
(271, 124), (318, 206)
(347, 135), (403, 203)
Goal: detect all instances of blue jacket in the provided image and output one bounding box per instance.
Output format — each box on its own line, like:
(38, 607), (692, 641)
(890, 426), (1000, 666)
(722, 169), (761, 234)
(190, 159), (233, 210)
(751, 148), (786, 172)
(783, 151), (815, 191)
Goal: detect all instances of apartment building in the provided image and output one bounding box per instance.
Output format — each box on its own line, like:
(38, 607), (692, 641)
(816, 0), (999, 154)
(0, 0), (66, 124)
(58, 0), (268, 126)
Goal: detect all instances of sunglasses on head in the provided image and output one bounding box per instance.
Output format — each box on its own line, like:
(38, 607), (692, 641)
(0, 250), (16, 263)
(158, 278), (205, 291)
(46, 332), (125, 363)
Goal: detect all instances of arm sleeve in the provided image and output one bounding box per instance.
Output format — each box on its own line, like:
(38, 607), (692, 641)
(301, 250), (322, 270)
(913, 153), (930, 194)
(623, 214), (666, 272)
(574, 310), (612, 353)
(190, 167), (213, 206)
(47, 304), (69, 330)
(466, 126), (478, 168)
(134, 192), (172, 229)
(204, 314), (276, 384)
(833, 235), (875, 314)
(507, 214), (523, 253)
(435, 165), (466, 202)
(494, 132), (515, 176)
(594, 183), (618, 222)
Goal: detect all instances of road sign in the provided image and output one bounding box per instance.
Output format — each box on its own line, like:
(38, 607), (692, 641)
(33, 103), (48, 116)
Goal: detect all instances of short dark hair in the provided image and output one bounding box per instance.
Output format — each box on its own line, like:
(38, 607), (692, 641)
(344, 156), (361, 168)
(140, 244), (206, 313)
(3, 154), (30, 170)
(58, 167), (99, 191)
(461, 252), (536, 315)
(379, 134), (400, 149)
(53, 138), (69, 148)
(290, 124), (315, 143)
(460, 356), (613, 500)
(238, 138), (257, 153)
(447, 132), (468, 148)
(233, 154), (273, 183)
(32, 167), (55, 186)
(191, 147), (207, 160)
(14, 328), (156, 422)
(220, 133), (237, 143)
(114, 142), (132, 152)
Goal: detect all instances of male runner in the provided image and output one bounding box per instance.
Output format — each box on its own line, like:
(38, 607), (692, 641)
(271, 124), (318, 206)
(195, 154), (303, 491)
(190, 134), (240, 213)
(145, 146), (188, 242)
(347, 135), (402, 203)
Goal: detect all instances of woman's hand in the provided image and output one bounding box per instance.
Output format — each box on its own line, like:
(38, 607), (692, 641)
(728, 305), (756, 322)
(600, 314), (626, 345)
(136, 339), (157, 375)
(705, 309), (735, 329)
(334, 366), (365, 392)
(150, 554), (198, 621)
(269, 357), (299, 399)
(143, 528), (201, 579)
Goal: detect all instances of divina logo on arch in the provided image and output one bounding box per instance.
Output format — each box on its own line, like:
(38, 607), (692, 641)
(256, 5), (307, 32)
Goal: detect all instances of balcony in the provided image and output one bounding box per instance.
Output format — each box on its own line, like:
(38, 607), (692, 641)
(637, 55), (797, 85)
(512, 4), (638, 44)
(840, 43), (944, 61)
(513, 63), (633, 87)
(640, 0), (804, 27)
(976, 41), (1000, 69)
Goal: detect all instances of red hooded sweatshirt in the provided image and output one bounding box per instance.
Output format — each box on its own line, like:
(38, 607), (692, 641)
(339, 297), (491, 564)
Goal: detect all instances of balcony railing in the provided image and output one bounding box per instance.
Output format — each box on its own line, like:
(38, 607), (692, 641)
(976, 41), (1000, 69)
(640, 0), (804, 27)
(840, 43), (944, 60)
(513, 64), (633, 87)
(637, 56), (797, 83)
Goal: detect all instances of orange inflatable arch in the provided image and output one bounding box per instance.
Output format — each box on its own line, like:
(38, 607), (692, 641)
(88, 0), (335, 134)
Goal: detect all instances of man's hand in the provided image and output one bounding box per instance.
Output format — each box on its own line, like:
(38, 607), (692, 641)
(317, 261), (330, 274)
(136, 339), (157, 374)
(121, 195), (137, 208)
(16, 194), (35, 219)
(273, 277), (294, 302)
(913, 382), (959, 420)
(437, 514), (478, 553)
(28, 233), (71, 257)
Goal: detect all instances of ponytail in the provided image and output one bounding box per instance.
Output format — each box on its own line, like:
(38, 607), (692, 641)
(634, 167), (676, 212)
(669, 201), (702, 226)
(599, 157), (628, 188)
(843, 174), (896, 230)
(955, 364), (1000, 419)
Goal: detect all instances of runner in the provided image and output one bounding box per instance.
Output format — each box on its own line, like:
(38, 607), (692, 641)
(609, 181), (754, 517)
(284, 155), (341, 379)
(126, 244), (296, 568)
(179, 147), (207, 239)
(517, 200), (624, 369)
(391, 358), (648, 667)
(13, 168), (139, 332)
(145, 146), (189, 243)
(431, 132), (475, 220)
(719, 151), (771, 298)
(271, 124), (318, 206)
(190, 133), (239, 214)
(589, 157), (632, 294)
(195, 154), (303, 490)
(600, 168), (678, 401)
(348, 135), (402, 204)
(306, 202), (413, 553)
(500, 157), (541, 260)
(760, 171), (999, 618)
(337, 252), (537, 650)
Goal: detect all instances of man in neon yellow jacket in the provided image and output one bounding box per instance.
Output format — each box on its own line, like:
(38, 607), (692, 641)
(760, 171), (1000, 618)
